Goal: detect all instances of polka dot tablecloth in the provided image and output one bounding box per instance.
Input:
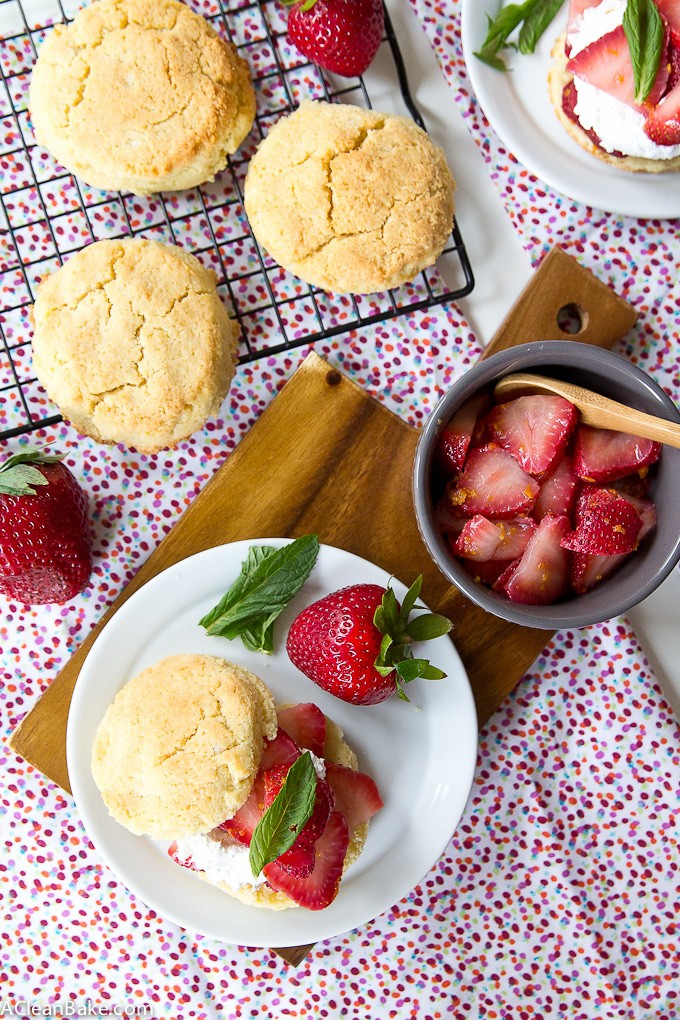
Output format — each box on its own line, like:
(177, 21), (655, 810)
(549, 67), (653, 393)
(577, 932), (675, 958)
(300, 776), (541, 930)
(2, 0), (680, 1017)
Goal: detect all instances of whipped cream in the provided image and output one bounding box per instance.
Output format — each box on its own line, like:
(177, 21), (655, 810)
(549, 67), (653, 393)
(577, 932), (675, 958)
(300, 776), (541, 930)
(173, 750), (328, 890)
(174, 830), (268, 890)
(570, 0), (680, 159)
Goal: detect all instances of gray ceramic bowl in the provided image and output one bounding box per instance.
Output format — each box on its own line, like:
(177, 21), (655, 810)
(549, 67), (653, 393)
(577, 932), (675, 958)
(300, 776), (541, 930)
(413, 341), (680, 629)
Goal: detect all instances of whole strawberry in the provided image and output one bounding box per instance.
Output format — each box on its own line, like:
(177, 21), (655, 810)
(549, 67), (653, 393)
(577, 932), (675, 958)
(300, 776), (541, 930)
(0, 448), (93, 605)
(286, 576), (451, 705)
(283, 0), (384, 78)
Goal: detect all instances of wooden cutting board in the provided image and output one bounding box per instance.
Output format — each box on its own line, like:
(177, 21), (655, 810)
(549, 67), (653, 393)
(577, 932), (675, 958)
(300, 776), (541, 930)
(9, 246), (636, 965)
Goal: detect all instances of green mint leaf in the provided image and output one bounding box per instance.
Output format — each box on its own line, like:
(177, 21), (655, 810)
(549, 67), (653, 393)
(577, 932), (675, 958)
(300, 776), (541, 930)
(518, 0), (565, 53)
(199, 534), (319, 652)
(405, 612), (453, 642)
(473, 1), (536, 70)
(623, 0), (664, 103)
(249, 752), (317, 876)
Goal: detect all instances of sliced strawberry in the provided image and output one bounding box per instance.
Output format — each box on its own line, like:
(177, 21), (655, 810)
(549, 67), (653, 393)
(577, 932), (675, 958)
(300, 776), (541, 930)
(561, 486), (643, 554)
(219, 773), (266, 846)
(645, 77), (680, 145)
(655, 0), (680, 45)
(168, 841), (199, 871)
(566, 0), (604, 55)
(435, 392), (491, 477)
(276, 703), (326, 757)
(273, 842), (316, 878)
(534, 455), (579, 520)
(260, 727), (300, 770)
(263, 810), (349, 910)
(570, 492), (657, 593)
(324, 761), (384, 834)
(574, 425), (661, 482)
(568, 23), (670, 109)
(444, 445), (539, 519)
(453, 514), (536, 562)
(435, 495), (467, 535)
(483, 395), (579, 476)
(495, 515), (571, 605)
(459, 557), (516, 587)
(610, 472), (650, 499)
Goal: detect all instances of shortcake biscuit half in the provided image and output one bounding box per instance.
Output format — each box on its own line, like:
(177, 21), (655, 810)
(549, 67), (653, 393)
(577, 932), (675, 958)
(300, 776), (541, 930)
(244, 101), (456, 294)
(31, 238), (239, 453)
(91, 655), (278, 839)
(30, 0), (256, 195)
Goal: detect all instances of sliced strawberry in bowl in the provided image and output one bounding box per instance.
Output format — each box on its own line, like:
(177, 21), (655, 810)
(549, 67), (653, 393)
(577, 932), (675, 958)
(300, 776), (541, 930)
(574, 425), (661, 483)
(534, 455), (579, 520)
(483, 394), (579, 476)
(453, 514), (536, 562)
(570, 492), (658, 593)
(561, 486), (643, 555)
(495, 515), (572, 606)
(444, 445), (540, 519)
(434, 391), (491, 477)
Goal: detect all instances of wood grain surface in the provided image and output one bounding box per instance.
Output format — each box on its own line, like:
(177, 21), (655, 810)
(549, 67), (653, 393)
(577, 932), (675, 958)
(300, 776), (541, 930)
(9, 246), (637, 966)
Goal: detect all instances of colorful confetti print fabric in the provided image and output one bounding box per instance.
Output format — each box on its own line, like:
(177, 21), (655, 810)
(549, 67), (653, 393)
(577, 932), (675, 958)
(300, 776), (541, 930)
(2, 0), (680, 1016)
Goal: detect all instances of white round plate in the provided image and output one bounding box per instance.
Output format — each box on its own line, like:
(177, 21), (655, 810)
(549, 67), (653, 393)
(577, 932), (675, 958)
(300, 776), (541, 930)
(461, 0), (680, 219)
(67, 540), (478, 947)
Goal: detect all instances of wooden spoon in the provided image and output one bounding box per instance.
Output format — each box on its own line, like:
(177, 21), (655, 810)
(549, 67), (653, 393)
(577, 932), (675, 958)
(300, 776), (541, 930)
(493, 372), (680, 449)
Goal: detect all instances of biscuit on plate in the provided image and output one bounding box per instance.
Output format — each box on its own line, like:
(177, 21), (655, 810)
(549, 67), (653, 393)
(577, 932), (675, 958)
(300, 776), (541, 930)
(91, 655), (278, 839)
(31, 238), (239, 453)
(92, 657), (380, 911)
(29, 0), (256, 195)
(243, 101), (456, 294)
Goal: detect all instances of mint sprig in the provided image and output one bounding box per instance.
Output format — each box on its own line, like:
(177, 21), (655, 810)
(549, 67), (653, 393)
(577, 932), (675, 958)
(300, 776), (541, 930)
(0, 448), (62, 497)
(474, 0), (564, 71)
(249, 751), (317, 876)
(199, 535), (320, 654)
(623, 0), (664, 104)
(372, 575), (452, 701)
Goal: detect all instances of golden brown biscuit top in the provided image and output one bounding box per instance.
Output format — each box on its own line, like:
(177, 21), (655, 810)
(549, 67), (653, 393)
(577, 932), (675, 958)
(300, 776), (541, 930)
(91, 655), (278, 839)
(243, 101), (456, 293)
(30, 0), (252, 179)
(31, 237), (237, 453)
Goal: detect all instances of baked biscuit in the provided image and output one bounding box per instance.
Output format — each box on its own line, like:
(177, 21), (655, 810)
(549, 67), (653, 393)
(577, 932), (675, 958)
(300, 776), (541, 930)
(29, 0), (256, 195)
(31, 238), (238, 453)
(91, 655), (278, 839)
(548, 34), (680, 174)
(243, 101), (456, 294)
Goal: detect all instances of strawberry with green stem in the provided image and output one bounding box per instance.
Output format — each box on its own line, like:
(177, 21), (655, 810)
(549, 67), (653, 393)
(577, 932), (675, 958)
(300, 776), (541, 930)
(282, 0), (385, 79)
(0, 447), (93, 605)
(286, 575), (452, 705)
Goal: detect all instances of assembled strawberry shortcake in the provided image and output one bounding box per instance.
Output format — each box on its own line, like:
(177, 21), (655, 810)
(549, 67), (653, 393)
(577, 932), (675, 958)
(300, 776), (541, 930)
(548, 0), (680, 171)
(91, 654), (383, 911)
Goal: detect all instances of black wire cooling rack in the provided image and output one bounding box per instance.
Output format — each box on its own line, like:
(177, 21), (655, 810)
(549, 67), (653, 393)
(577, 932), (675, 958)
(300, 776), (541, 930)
(0, 0), (474, 441)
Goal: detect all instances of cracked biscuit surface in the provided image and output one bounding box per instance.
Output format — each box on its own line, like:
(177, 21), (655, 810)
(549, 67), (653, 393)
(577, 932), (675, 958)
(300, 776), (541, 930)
(91, 655), (278, 839)
(29, 0), (256, 195)
(243, 101), (456, 294)
(31, 238), (239, 453)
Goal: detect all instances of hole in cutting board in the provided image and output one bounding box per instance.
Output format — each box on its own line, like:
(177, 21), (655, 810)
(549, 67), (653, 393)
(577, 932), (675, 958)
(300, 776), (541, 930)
(556, 303), (588, 335)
